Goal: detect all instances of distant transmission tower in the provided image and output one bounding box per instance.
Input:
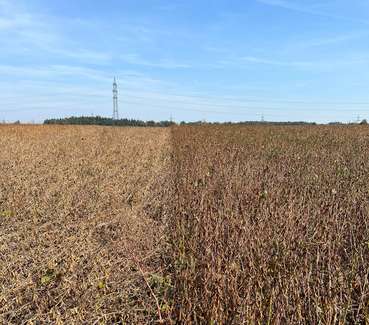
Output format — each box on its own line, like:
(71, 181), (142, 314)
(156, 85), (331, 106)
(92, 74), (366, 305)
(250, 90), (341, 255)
(113, 77), (119, 120)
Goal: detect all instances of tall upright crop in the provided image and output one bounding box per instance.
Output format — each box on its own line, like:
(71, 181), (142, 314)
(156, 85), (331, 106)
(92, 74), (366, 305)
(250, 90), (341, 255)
(169, 125), (369, 323)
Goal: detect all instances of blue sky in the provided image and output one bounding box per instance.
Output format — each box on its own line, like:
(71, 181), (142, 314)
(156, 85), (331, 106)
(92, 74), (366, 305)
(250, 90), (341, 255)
(1, 0), (369, 123)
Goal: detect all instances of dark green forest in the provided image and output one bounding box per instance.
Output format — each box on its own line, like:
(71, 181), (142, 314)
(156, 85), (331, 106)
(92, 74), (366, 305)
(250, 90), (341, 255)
(44, 116), (175, 127)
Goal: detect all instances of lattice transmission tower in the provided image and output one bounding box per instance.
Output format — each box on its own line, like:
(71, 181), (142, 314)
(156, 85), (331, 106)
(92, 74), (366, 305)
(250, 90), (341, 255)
(113, 77), (119, 120)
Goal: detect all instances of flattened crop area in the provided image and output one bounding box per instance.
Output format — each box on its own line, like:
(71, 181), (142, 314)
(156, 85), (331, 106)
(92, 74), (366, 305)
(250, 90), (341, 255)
(0, 125), (170, 323)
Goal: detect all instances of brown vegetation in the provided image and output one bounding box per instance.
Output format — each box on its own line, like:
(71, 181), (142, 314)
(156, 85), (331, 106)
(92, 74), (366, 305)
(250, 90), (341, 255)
(169, 125), (369, 323)
(0, 125), (171, 324)
(2, 124), (369, 324)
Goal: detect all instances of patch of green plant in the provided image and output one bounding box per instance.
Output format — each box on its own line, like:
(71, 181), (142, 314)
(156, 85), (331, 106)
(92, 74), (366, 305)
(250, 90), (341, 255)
(260, 190), (268, 200)
(40, 268), (59, 286)
(0, 210), (14, 218)
(97, 280), (106, 290)
(149, 274), (172, 293)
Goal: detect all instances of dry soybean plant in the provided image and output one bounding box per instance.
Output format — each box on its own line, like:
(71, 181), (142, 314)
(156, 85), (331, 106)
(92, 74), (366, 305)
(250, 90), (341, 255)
(1, 124), (369, 324)
(0, 125), (171, 324)
(168, 125), (369, 324)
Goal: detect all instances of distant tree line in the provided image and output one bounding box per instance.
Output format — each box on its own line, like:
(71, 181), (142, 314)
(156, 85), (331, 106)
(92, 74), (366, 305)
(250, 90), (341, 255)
(329, 119), (368, 126)
(44, 117), (318, 127)
(43, 116), (369, 127)
(44, 116), (176, 127)
(179, 120), (317, 126)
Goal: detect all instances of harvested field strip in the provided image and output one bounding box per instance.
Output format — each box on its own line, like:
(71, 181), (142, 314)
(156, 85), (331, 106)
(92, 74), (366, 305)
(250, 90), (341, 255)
(0, 125), (171, 324)
(169, 125), (369, 323)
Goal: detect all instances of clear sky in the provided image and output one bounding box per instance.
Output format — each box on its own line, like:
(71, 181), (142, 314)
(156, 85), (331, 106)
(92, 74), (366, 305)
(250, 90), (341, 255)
(1, 0), (369, 123)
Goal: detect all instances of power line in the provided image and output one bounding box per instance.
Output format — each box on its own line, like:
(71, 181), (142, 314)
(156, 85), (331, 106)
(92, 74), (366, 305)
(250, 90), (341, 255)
(1, 88), (369, 119)
(124, 92), (369, 106)
(123, 96), (369, 113)
(122, 100), (308, 118)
